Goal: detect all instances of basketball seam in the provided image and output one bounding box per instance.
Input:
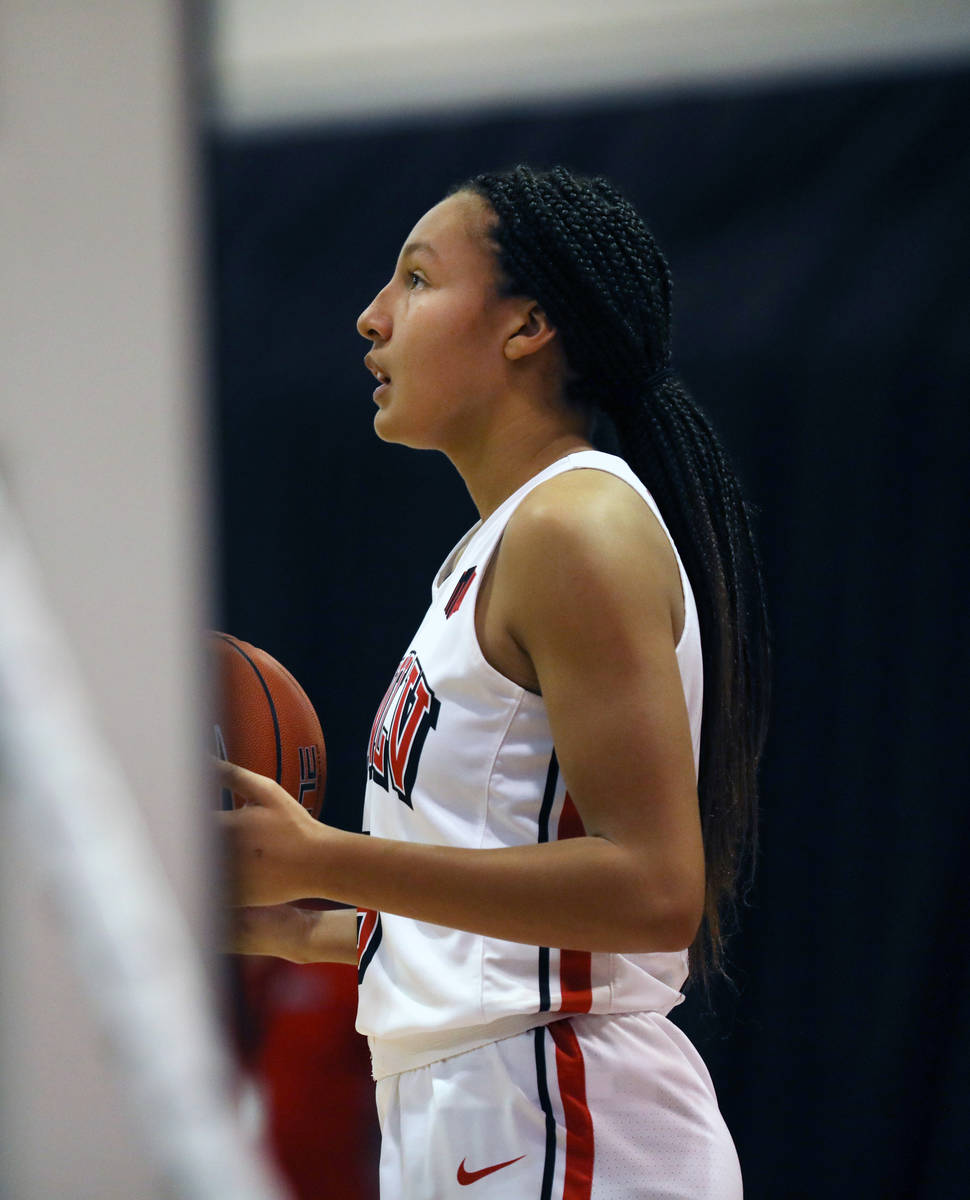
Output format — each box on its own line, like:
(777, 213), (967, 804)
(216, 633), (283, 785)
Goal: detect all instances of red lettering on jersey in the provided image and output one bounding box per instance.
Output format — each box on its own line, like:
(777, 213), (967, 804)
(368, 651), (440, 807)
(445, 566), (477, 618)
(368, 656), (409, 786)
(388, 661), (433, 798)
(356, 908), (383, 984)
(357, 908), (379, 959)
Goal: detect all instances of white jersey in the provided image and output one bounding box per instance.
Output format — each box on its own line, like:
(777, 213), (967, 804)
(356, 450), (703, 1081)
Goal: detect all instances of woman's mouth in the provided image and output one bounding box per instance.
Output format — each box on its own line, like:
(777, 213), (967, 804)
(365, 355), (392, 399)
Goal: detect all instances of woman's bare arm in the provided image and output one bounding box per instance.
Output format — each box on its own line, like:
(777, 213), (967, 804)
(227, 903), (358, 965)
(220, 472), (704, 954)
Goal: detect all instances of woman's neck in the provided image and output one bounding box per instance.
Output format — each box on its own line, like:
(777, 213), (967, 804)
(450, 411), (593, 520)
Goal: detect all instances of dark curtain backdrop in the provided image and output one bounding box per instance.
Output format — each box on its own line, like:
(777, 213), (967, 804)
(207, 64), (970, 1200)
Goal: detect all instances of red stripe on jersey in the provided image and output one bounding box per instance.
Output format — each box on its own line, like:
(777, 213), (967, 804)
(558, 793), (593, 1013)
(550, 1020), (594, 1200)
(557, 792), (585, 840)
(559, 950), (593, 1013)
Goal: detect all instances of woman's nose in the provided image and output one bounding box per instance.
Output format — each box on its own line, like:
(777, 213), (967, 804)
(357, 291), (391, 342)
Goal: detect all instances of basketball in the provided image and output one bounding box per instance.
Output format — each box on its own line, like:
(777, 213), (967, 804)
(210, 631), (326, 820)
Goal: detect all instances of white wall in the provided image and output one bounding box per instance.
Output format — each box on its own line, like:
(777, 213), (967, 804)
(212, 0), (970, 128)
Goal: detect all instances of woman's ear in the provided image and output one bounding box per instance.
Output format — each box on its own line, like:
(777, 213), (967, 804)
(504, 303), (558, 361)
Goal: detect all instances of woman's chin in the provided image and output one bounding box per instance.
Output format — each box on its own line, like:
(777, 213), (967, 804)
(374, 409), (418, 448)
(373, 405), (440, 451)
(373, 408), (401, 444)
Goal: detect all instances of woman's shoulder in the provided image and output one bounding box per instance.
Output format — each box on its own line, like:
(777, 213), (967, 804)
(505, 464), (674, 571)
(495, 464), (685, 640)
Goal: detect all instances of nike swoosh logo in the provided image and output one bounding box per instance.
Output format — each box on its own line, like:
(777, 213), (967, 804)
(457, 1155), (526, 1185)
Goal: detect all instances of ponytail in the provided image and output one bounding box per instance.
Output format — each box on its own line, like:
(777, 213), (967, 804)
(457, 165), (771, 982)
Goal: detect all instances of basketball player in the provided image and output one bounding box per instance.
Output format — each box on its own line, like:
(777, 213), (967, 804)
(221, 166), (770, 1199)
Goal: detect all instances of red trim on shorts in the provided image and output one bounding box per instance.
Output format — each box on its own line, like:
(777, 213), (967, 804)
(558, 794), (593, 1013)
(550, 1020), (594, 1200)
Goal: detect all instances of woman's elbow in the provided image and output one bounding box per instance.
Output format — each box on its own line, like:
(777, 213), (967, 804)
(628, 873), (704, 953)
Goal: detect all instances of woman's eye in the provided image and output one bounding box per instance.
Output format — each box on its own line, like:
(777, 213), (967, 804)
(407, 271), (425, 289)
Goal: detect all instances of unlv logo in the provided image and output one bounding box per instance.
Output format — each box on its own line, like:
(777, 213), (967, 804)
(368, 650), (440, 807)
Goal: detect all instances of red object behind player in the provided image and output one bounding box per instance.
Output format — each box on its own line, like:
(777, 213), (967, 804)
(240, 953), (381, 1200)
(209, 632), (326, 820)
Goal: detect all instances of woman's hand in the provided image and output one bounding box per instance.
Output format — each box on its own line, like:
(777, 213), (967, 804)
(216, 760), (332, 907)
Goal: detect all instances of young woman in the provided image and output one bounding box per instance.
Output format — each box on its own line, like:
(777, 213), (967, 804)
(222, 165), (770, 1199)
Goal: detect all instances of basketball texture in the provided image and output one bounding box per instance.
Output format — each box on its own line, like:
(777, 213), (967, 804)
(210, 632), (326, 820)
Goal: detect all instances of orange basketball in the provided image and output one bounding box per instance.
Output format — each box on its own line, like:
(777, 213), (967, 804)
(210, 631), (326, 820)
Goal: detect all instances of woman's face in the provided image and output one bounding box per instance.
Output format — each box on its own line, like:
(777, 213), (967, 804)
(356, 191), (523, 453)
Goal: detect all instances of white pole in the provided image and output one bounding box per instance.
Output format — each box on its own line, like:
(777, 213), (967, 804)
(0, 476), (288, 1200)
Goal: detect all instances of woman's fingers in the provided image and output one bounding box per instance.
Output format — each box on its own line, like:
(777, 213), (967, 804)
(215, 766), (324, 906)
(212, 758), (285, 807)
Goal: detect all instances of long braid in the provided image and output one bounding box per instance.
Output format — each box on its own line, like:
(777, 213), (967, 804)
(455, 165), (771, 983)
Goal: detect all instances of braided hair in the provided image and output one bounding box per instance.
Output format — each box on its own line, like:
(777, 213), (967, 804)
(454, 165), (770, 984)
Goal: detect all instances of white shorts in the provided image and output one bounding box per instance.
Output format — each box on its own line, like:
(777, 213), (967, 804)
(374, 1012), (743, 1199)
